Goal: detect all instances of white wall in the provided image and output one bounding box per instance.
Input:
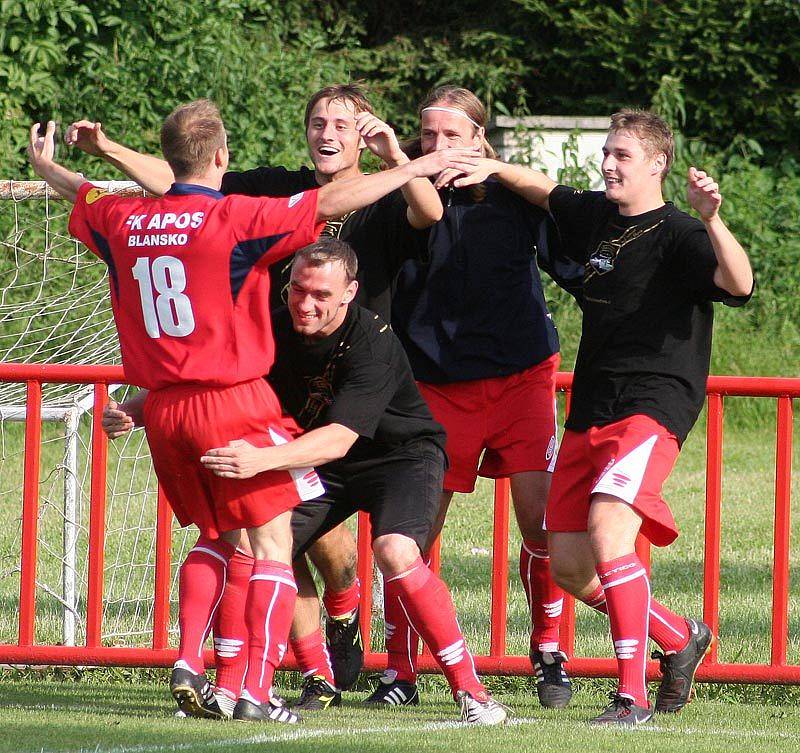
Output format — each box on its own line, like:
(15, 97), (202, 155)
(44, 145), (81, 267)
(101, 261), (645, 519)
(487, 115), (609, 189)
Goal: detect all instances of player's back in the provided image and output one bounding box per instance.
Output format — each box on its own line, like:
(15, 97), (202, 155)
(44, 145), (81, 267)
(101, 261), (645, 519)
(68, 182), (322, 390)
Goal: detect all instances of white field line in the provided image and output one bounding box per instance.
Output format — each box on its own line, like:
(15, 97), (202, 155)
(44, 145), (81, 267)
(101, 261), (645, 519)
(39, 715), (800, 753)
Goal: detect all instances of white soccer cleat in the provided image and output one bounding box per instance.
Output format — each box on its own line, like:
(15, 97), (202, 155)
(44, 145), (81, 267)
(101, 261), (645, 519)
(456, 690), (509, 726)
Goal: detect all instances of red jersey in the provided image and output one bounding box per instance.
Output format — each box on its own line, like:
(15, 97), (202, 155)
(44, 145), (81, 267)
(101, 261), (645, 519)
(69, 181), (324, 390)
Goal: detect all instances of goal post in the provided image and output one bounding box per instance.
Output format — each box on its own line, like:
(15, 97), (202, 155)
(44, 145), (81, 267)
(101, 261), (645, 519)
(0, 180), (195, 651)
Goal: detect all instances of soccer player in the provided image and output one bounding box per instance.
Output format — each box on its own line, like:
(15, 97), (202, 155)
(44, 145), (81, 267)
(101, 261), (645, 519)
(449, 109), (753, 725)
(67, 83), (447, 704)
(200, 237), (509, 725)
(28, 101), (476, 723)
(384, 86), (583, 709)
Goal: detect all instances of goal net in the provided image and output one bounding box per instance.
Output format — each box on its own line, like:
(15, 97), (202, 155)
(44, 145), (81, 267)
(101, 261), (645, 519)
(0, 180), (194, 649)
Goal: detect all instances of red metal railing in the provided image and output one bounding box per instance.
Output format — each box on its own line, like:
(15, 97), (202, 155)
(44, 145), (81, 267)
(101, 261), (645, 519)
(0, 363), (797, 683)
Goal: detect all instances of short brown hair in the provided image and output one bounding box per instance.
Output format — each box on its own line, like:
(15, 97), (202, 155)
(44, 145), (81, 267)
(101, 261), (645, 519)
(293, 237), (358, 283)
(609, 109), (675, 181)
(303, 83), (374, 129)
(161, 99), (226, 178)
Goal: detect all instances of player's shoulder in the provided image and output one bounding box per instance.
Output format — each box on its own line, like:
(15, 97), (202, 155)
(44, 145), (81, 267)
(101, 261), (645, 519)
(222, 165), (318, 197)
(661, 204), (708, 244)
(343, 305), (397, 361)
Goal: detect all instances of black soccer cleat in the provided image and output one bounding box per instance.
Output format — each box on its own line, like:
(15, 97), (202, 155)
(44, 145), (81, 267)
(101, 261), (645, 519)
(589, 693), (653, 726)
(530, 649), (573, 709)
(653, 618), (714, 713)
(326, 608), (364, 690)
(233, 696), (301, 724)
(292, 675), (342, 711)
(363, 671), (420, 707)
(169, 667), (226, 720)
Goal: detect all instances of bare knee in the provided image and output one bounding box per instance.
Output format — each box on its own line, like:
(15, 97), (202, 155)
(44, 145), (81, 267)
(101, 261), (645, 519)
(372, 534), (421, 578)
(547, 532), (597, 597)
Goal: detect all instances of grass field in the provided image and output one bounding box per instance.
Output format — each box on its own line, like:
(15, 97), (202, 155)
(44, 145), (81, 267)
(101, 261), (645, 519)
(2, 672), (800, 753)
(0, 411), (799, 752)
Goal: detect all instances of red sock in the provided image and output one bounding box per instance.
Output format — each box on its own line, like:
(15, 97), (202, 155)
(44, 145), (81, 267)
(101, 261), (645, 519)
(597, 554), (651, 707)
(384, 558), (485, 700)
(213, 549), (252, 697)
(242, 559), (297, 704)
(322, 578), (361, 620)
(177, 536), (235, 674)
(290, 629), (335, 685)
(383, 583), (420, 683)
(581, 583), (689, 653)
(648, 599), (690, 653)
(580, 583), (609, 613)
(520, 541), (564, 652)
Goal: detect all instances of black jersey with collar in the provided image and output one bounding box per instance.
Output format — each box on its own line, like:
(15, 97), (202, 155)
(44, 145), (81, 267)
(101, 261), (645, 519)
(222, 166), (422, 320)
(549, 184), (752, 443)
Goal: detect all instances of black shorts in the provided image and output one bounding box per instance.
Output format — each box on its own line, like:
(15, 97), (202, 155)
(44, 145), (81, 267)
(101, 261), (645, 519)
(290, 442), (444, 560)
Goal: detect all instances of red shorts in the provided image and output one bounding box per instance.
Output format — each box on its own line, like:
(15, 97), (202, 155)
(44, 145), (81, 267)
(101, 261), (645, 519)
(418, 354), (559, 493)
(545, 414), (680, 546)
(143, 378), (323, 539)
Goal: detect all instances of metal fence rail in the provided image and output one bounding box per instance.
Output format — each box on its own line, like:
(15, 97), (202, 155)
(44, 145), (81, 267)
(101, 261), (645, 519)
(1, 363), (797, 683)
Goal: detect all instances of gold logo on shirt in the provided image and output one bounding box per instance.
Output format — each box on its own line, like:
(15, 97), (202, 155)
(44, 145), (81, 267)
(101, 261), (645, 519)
(84, 187), (109, 205)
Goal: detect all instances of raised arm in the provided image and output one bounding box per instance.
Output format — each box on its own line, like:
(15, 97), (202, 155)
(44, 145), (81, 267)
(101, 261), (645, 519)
(441, 158), (557, 210)
(355, 111), (445, 228)
(28, 122), (84, 202)
(315, 147), (479, 222)
(65, 119), (175, 196)
(687, 167), (753, 297)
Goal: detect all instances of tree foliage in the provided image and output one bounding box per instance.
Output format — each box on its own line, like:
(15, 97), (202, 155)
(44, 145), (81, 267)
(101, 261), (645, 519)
(1, 0), (798, 328)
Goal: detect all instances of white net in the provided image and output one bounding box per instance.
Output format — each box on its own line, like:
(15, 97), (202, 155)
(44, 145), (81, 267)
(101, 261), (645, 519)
(0, 181), (194, 649)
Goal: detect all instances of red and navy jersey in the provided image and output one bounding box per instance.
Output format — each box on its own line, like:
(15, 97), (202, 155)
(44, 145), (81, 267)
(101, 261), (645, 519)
(69, 181), (324, 390)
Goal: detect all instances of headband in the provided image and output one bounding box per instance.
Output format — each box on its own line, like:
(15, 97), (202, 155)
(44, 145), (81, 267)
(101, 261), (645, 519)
(421, 106), (482, 130)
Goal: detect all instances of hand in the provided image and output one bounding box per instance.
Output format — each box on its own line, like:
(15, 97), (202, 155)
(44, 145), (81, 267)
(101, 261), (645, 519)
(201, 439), (268, 479)
(102, 400), (137, 440)
(64, 119), (112, 157)
(433, 156), (500, 190)
(355, 112), (404, 164)
(410, 147), (481, 182)
(27, 122), (56, 176)
(687, 166), (722, 221)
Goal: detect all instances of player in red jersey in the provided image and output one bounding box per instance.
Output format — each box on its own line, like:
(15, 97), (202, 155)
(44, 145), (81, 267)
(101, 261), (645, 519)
(27, 100), (477, 723)
(67, 84), (446, 702)
(449, 109), (753, 725)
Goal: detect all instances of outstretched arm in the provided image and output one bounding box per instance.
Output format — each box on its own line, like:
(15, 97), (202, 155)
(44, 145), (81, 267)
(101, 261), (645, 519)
(437, 158), (557, 210)
(65, 119), (175, 196)
(356, 111), (445, 228)
(28, 122), (84, 203)
(315, 147), (479, 223)
(687, 167), (753, 297)
(201, 423), (359, 478)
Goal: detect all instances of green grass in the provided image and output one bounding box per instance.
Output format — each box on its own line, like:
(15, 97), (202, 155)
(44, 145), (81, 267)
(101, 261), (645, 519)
(2, 671), (800, 753)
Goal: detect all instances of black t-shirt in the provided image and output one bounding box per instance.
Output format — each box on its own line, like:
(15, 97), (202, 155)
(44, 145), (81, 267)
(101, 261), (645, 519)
(222, 166), (422, 320)
(391, 180), (583, 383)
(267, 304), (446, 472)
(548, 185), (751, 443)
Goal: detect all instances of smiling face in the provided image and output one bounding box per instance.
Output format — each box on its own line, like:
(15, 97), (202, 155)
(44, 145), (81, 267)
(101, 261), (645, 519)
(305, 97), (364, 181)
(288, 258), (358, 339)
(420, 106), (483, 155)
(601, 129), (666, 214)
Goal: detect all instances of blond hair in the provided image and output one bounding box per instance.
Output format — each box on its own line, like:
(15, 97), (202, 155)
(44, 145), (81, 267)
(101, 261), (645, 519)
(419, 85), (497, 159)
(609, 109), (675, 181)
